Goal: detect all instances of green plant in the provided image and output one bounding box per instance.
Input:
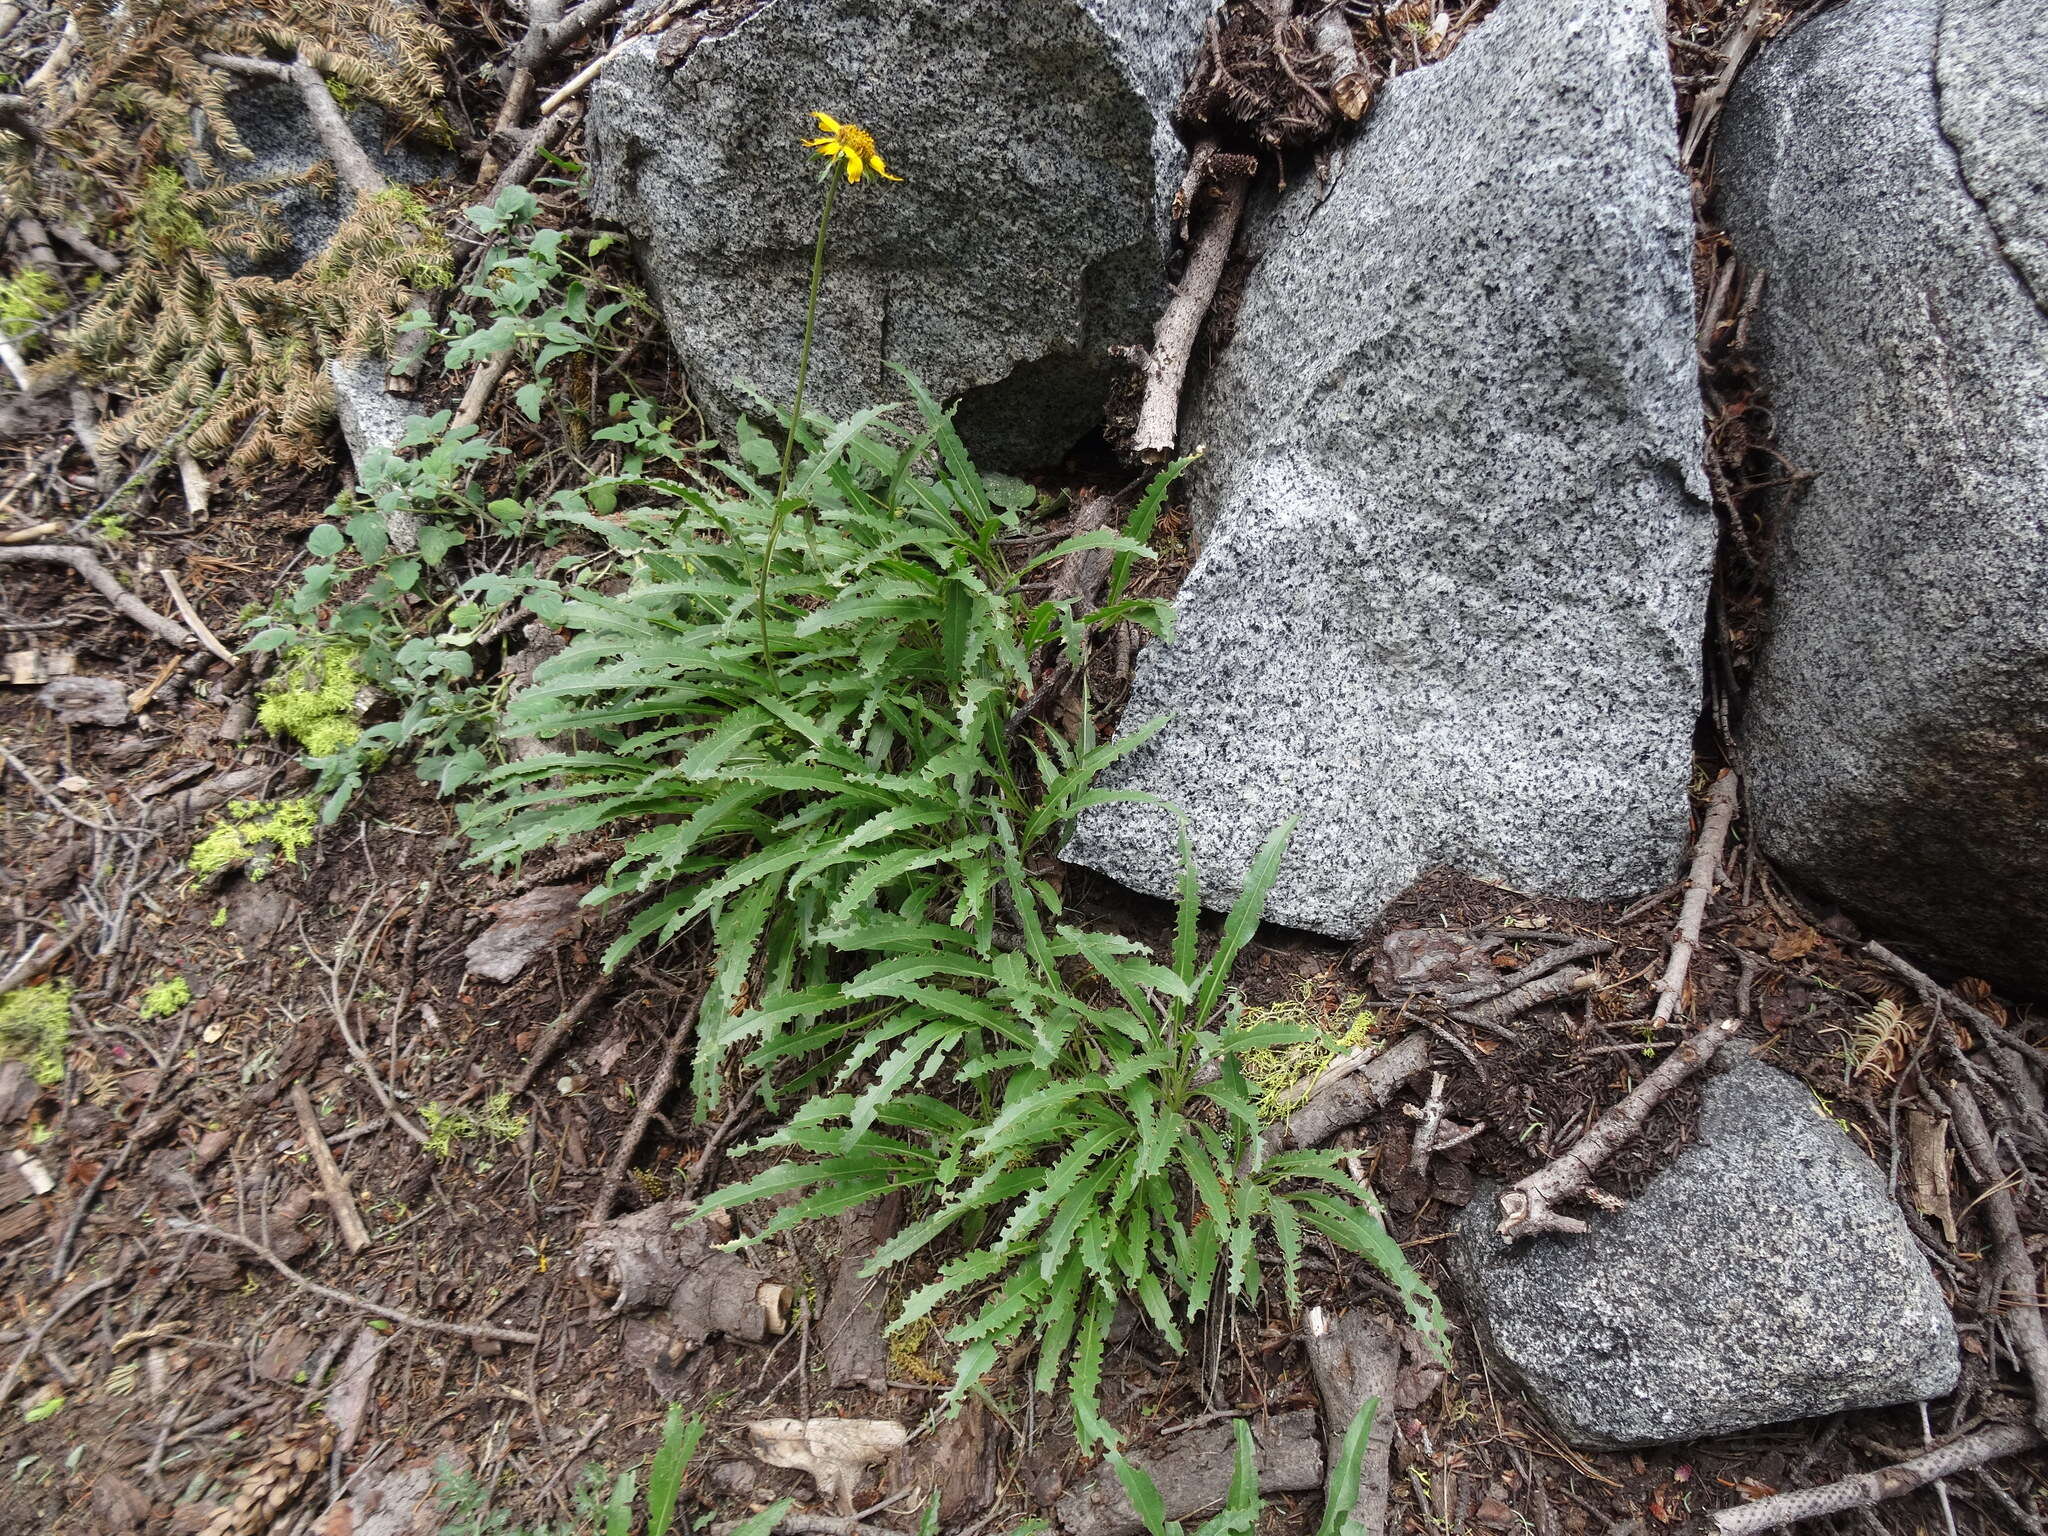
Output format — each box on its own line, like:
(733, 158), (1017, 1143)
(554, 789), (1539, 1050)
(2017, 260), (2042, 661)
(258, 646), (366, 757)
(251, 184), (647, 819)
(0, 269), (62, 349)
(1107, 1398), (1380, 1536)
(0, 981), (71, 1086)
(432, 1405), (755, 1536)
(188, 798), (319, 879)
(1237, 984), (1380, 1119)
(700, 825), (1444, 1447)
(137, 976), (192, 1020)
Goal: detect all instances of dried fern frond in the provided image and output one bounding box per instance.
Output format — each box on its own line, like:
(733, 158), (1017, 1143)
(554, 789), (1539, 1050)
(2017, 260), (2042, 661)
(1849, 997), (1922, 1083)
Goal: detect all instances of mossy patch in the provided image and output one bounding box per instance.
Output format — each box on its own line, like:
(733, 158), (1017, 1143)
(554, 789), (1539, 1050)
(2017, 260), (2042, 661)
(1238, 983), (1381, 1121)
(138, 977), (192, 1020)
(0, 981), (72, 1086)
(420, 1091), (527, 1158)
(258, 648), (365, 758)
(189, 799), (318, 880)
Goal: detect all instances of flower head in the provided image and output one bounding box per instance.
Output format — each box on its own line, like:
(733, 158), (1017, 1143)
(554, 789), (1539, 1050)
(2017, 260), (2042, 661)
(803, 111), (901, 184)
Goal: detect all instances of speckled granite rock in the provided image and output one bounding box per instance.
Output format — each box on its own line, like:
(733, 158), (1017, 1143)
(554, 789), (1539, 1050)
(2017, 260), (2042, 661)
(1716, 0), (2048, 995)
(218, 83), (453, 272)
(1451, 1060), (1958, 1447)
(1065, 0), (1713, 936)
(586, 0), (1212, 468)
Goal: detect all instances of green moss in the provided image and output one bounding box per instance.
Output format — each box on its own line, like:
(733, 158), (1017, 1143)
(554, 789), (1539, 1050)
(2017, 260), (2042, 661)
(188, 799), (318, 880)
(0, 981), (72, 1086)
(134, 167), (209, 261)
(1238, 984), (1381, 1121)
(258, 647), (365, 758)
(420, 1091), (527, 1158)
(138, 977), (192, 1020)
(0, 270), (62, 346)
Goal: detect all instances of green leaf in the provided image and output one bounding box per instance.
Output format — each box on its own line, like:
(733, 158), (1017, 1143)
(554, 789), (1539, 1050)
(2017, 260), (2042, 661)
(418, 524), (466, 565)
(1108, 1454), (1173, 1536)
(306, 524), (344, 557)
(646, 1405), (701, 1536)
(516, 379), (547, 421)
(725, 1499), (796, 1536)
(346, 511), (389, 563)
(1315, 1398), (1380, 1536)
(602, 1467), (634, 1536)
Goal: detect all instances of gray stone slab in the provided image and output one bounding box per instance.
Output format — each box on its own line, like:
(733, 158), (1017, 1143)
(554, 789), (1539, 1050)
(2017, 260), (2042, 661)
(1716, 0), (2048, 994)
(1065, 0), (1714, 937)
(1451, 1059), (1959, 1447)
(586, 0), (1213, 468)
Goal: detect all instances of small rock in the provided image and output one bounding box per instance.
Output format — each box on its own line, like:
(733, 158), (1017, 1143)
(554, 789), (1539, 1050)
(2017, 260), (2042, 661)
(463, 884), (590, 983)
(1451, 1060), (1958, 1446)
(38, 676), (129, 727)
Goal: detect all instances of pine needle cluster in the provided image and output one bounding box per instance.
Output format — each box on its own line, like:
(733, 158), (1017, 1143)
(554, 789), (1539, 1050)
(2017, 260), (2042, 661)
(0, 0), (454, 466)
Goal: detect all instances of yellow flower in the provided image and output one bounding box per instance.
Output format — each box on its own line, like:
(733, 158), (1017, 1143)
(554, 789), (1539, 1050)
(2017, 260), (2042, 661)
(803, 111), (902, 184)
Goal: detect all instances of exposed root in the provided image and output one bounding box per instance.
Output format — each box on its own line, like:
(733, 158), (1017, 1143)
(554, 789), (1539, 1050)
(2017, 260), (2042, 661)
(1707, 1424), (2041, 1534)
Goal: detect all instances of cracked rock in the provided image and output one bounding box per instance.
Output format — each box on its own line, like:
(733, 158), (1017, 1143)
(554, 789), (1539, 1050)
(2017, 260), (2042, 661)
(1717, 0), (2048, 994)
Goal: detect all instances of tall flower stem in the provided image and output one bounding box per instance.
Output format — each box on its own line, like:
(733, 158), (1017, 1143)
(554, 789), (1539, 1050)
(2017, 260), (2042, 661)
(756, 173), (840, 670)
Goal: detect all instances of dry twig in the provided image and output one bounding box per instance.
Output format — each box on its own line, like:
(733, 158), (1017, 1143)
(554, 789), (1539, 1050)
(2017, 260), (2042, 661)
(1943, 1082), (2048, 1436)
(290, 1083), (373, 1254)
(1651, 770), (1740, 1030)
(0, 545), (195, 648)
(1707, 1424), (2041, 1534)
(1496, 1016), (1743, 1239)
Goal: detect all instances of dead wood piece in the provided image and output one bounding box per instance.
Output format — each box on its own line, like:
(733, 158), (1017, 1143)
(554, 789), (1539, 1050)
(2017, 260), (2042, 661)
(1259, 1030), (1432, 1159)
(1707, 1424), (2040, 1534)
(709, 1517), (900, 1536)
(1403, 1070), (1483, 1174)
(37, 674), (128, 726)
(1450, 964), (1596, 1035)
(463, 882), (589, 983)
(1055, 1409), (1323, 1536)
(1649, 770), (1739, 1030)
(1943, 1082), (2048, 1436)
(0, 545), (195, 648)
(159, 570), (235, 663)
(1496, 1016), (1743, 1239)
(508, 976), (611, 1095)
(1438, 937), (1614, 1007)
(1870, 940), (2048, 1134)
(198, 53), (386, 199)
(904, 1396), (998, 1525)
(289, 1083), (371, 1253)
(820, 1192), (900, 1392)
(321, 1324), (385, 1455)
(1310, 6), (1375, 119)
(1304, 1306), (1399, 1536)
(1048, 495), (1119, 611)
(577, 1197), (791, 1394)
(148, 765), (272, 825)
(745, 1418), (908, 1517)
(1129, 160), (1251, 459)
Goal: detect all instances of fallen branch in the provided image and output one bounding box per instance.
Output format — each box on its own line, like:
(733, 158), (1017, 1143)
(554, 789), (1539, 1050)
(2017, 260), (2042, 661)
(1870, 941), (2048, 1136)
(1304, 1306), (1397, 1536)
(1309, 5), (1374, 119)
(1128, 152), (1254, 459)
(1405, 1071), (1483, 1174)
(1650, 770), (1740, 1030)
(1496, 1016), (1743, 1239)
(509, 976), (612, 1096)
(1943, 1082), (2048, 1437)
(1707, 1424), (2041, 1534)
(199, 53), (386, 199)
(1439, 937), (1613, 1007)
(488, 0), (634, 153)
(0, 545), (195, 648)
(167, 1220), (541, 1344)
(159, 570), (235, 662)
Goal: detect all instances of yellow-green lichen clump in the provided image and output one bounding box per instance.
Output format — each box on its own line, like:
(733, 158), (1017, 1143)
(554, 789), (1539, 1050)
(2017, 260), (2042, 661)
(0, 981), (72, 1085)
(189, 799), (318, 880)
(138, 976), (192, 1020)
(258, 648), (365, 757)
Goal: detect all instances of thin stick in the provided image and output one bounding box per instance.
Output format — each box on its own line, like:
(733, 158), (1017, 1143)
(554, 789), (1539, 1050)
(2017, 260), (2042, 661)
(1440, 938), (1614, 1007)
(451, 350), (515, 433)
(1651, 771), (1739, 1030)
(198, 53), (387, 198)
(1451, 965), (1597, 1035)
(157, 571), (234, 662)
(509, 977), (612, 1095)
(1129, 160), (1251, 459)
(1707, 1424), (2040, 1534)
(1496, 1016), (1743, 1239)
(0, 545), (195, 647)
(167, 1221), (540, 1345)
(589, 975), (707, 1224)
(1943, 1082), (2048, 1436)
(291, 1083), (373, 1255)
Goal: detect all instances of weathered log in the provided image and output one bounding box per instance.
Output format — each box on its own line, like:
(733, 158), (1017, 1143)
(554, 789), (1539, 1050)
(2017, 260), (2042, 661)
(1304, 1307), (1398, 1536)
(1055, 1410), (1323, 1536)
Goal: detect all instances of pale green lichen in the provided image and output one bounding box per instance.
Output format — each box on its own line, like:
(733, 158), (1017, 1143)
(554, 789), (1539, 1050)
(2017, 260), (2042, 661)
(420, 1091), (527, 1158)
(138, 976), (192, 1020)
(0, 981), (72, 1086)
(0, 270), (62, 347)
(1238, 984), (1381, 1121)
(258, 648), (365, 758)
(189, 799), (318, 880)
